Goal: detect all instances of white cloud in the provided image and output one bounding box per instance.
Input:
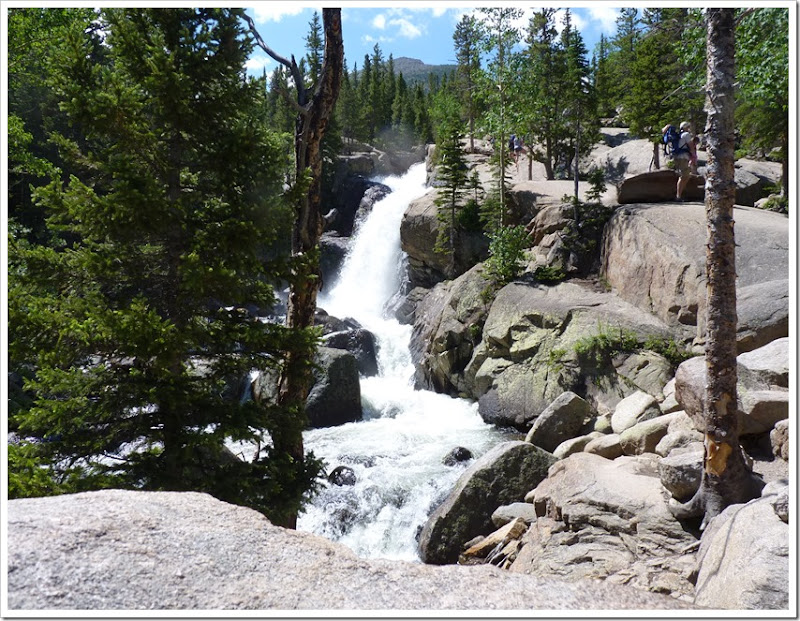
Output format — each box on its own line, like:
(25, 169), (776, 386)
(588, 7), (620, 34)
(245, 54), (272, 73)
(373, 14), (386, 30)
(389, 17), (422, 39)
(250, 5), (305, 23)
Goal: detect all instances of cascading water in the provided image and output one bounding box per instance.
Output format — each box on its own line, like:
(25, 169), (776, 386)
(299, 163), (510, 561)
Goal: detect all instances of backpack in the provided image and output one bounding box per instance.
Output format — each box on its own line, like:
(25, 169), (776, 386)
(662, 125), (688, 158)
(509, 135), (516, 151)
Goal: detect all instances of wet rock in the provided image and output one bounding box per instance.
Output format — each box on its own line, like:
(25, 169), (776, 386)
(694, 496), (789, 609)
(327, 465), (357, 487)
(418, 441), (557, 565)
(524, 391), (592, 453)
(322, 328), (379, 378)
(442, 447), (473, 467)
(305, 347), (362, 428)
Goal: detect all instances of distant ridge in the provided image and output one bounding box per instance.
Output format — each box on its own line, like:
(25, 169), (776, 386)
(392, 56), (457, 87)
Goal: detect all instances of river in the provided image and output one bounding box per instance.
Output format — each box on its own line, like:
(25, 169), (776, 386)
(298, 163), (510, 561)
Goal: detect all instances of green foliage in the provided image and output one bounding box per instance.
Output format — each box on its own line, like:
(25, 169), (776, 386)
(573, 324), (691, 369)
(533, 265), (566, 284)
(484, 224), (529, 287)
(8, 8), (322, 522)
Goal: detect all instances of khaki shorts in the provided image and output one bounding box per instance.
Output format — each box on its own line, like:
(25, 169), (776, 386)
(674, 156), (690, 177)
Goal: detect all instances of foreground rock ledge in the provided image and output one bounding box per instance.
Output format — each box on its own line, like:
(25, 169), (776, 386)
(7, 490), (697, 611)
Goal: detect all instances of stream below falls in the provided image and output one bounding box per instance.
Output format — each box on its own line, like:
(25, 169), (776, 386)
(298, 163), (512, 561)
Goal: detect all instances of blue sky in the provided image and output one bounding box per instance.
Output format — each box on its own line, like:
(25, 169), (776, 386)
(244, 4), (622, 76)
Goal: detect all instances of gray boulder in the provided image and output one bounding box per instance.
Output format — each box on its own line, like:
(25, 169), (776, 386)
(694, 496), (789, 609)
(410, 264), (492, 396)
(511, 453), (699, 600)
(675, 355), (788, 436)
(321, 328), (379, 378)
(619, 413), (677, 456)
(601, 203), (788, 342)
(524, 391), (592, 453)
(474, 281), (675, 429)
(552, 432), (602, 460)
(610, 391), (662, 434)
(491, 502), (539, 528)
(7, 491), (698, 610)
(771, 420), (789, 461)
(306, 347), (362, 428)
(736, 280), (790, 352)
(617, 170), (704, 204)
(737, 337), (789, 388)
(418, 441), (557, 565)
(584, 433), (623, 460)
(658, 448), (703, 500)
(400, 190), (488, 288)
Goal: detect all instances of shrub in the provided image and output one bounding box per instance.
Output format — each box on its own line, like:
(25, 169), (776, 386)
(484, 224), (529, 287)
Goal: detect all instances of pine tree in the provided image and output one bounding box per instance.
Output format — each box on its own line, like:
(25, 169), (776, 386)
(304, 11), (324, 89)
(9, 8), (322, 523)
(453, 14), (484, 152)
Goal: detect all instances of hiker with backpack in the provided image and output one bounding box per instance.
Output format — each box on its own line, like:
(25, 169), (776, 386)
(662, 121), (696, 201)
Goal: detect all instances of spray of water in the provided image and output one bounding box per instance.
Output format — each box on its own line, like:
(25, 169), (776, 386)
(300, 163), (507, 561)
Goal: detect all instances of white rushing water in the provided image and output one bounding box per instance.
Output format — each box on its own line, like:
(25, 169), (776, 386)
(299, 163), (509, 561)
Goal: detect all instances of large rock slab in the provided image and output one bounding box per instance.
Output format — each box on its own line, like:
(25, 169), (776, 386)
(400, 190), (488, 288)
(601, 203), (788, 343)
(305, 347), (362, 427)
(474, 281), (677, 429)
(617, 170), (704, 204)
(7, 491), (696, 610)
(511, 453), (699, 600)
(524, 391), (592, 453)
(694, 495), (789, 609)
(410, 264), (492, 396)
(675, 352), (789, 436)
(418, 441), (557, 565)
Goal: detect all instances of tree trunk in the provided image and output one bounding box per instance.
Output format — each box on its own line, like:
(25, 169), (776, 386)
(668, 8), (763, 528)
(245, 9), (344, 529)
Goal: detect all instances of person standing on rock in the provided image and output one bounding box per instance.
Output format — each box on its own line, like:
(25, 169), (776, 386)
(673, 121), (695, 201)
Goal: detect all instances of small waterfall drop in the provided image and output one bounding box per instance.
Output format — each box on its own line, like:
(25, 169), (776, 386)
(299, 164), (508, 561)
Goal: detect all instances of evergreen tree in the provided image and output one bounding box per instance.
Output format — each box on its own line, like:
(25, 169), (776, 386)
(304, 11), (324, 89)
(453, 14), (484, 152)
(432, 89), (470, 276)
(9, 8), (322, 523)
(736, 7), (789, 195)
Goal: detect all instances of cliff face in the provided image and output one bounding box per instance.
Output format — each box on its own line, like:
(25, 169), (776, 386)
(6, 489), (696, 611)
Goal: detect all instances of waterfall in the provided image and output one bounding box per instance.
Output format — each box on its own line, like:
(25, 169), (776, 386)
(298, 164), (509, 561)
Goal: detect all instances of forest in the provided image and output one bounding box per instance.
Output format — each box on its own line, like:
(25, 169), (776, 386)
(7, 7), (789, 527)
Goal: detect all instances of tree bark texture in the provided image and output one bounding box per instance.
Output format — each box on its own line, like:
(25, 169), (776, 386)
(669, 8), (763, 527)
(246, 9), (344, 528)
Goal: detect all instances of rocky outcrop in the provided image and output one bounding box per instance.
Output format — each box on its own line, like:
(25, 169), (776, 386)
(321, 328), (379, 378)
(511, 453), (699, 600)
(7, 490), (698, 610)
(399, 190), (489, 288)
(693, 493), (789, 609)
(410, 264), (491, 395)
(471, 280), (677, 429)
(675, 341), (789, 437)
(617, 170), (704, 204)
(601, 202), (788, 345)
(524, 391), (592, 453)
(418, 441), (557, 565)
